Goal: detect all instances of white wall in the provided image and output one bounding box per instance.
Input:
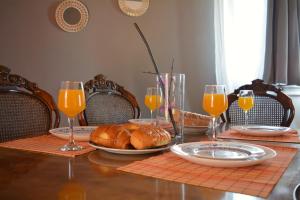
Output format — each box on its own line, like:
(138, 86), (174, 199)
(0, 0), (215, 126)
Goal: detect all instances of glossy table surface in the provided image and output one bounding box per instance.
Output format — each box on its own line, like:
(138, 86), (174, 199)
(0, 129), (300, 200)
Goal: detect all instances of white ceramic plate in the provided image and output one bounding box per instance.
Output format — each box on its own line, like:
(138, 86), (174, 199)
(49, 126), (97, 142)
(171, 141), (276, 168)
(173, 142), (266, 160)
(184, 127), (208, 134)
(294, 183), (300, 200)
(184, 125), (208, 129)
(128, 118), (170, 126)
(231, 125), (292, 137)
(184, 125), (209, 133)
(89, 142), (170, 155)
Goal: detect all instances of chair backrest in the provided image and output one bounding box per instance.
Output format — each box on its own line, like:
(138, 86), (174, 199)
(221, 79), (295, 127)
(78, 74), (140, 126)
(0, 66), (60, 142)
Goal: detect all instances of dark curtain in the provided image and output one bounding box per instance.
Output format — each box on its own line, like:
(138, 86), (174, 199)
(263, 0), (300, 85)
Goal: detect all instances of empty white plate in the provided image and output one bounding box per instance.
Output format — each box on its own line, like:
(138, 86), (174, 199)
(231, 125), (293, 137)
(175, 142), (266, 160)
(49, 126), (97, 141)
(171, 141), (276, 168)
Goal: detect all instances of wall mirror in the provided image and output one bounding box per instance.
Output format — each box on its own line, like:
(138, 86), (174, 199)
(118, 0), (149, 17)
(55, 0), (89, 32)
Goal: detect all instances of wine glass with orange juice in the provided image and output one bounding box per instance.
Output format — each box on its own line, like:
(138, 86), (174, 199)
(202, 85), (228, 140)
(238, 90), (254, 126)
(144, 87), (162, 122)
(58, 81), (86, 151)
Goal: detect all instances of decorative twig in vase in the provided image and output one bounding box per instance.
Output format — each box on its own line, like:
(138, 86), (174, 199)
(169, 58), (174, 97)
(133, 23), (179, 136)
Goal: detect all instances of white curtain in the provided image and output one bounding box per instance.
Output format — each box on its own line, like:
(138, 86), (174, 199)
(214, 0), (268, 93)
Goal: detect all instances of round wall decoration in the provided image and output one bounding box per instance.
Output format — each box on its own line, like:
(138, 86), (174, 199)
(55, 0), (89, 32)
(118, 0), (149, 17)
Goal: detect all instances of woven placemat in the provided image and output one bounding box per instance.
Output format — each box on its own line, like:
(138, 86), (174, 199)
(118, 145), (297, 198)
(218, 129), (300, 143)
(0, 135), (95, 157)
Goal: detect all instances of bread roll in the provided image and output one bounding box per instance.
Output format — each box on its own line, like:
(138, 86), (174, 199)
(90, 125), (131, 149)
(121, 123), (140, 132)
(130, 125), (171, 150)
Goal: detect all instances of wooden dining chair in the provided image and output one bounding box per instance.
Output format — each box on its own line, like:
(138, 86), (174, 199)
(78, 74), (140, 126)
(221, 79), (295, 127)
(0, 66), (60, 142)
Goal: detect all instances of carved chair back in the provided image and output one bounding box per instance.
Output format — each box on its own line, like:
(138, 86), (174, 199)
(78, 74), (140, 125)
(221, 79), (295, 127)
(0, 66), (60, 142)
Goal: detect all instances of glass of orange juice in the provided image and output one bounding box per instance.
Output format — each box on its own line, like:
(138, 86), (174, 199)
(238, 90), (254, 126)
(58, 81), (86, 151)
(144, 87), (162, 122)
(203, 85), (228, 140)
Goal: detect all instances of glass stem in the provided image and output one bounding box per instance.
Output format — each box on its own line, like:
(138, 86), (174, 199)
(150, 110), (153, 120)
(212, 117), (216, 141)
(68, 117), (75, 145)
(68, 159), (74, 180)
(245, 111), (248, 126)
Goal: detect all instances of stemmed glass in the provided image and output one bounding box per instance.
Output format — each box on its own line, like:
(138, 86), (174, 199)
(58, 81), (86, 151)
(202, 85), (228, 141)
(238, 90), (254, 126)
(144, 87), (162, 122)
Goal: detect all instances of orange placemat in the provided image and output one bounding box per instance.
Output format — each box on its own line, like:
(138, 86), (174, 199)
(118, 145), (297, 198)
(0, 135), (95, 157)
(218, 129), (300, 143)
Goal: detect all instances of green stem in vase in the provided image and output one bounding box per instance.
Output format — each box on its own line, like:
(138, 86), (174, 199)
(168, 58), (174, 98)
(134, 23), (179, 136)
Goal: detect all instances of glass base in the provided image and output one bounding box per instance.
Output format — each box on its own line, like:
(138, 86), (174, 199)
(174, 135), (184, 144)
(60, 143), (83, 151)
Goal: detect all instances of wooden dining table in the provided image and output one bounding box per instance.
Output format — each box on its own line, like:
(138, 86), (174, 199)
(0, 128), (299, 200)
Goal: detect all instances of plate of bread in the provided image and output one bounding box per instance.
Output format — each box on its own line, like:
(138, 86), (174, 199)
(129, 111), (211, 129)
(178, 110), (211, 128)
(89, 123), (172, 154)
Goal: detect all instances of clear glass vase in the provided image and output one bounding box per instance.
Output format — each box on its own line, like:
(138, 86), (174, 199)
(156, 73), (185, 143)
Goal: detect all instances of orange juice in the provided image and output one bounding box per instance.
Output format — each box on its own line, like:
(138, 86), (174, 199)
(58, 180), (86, 200)
(203, 93), (228, 117)
(58, 89), (86, 118)
(238, 96), (254, 111)
(144, 95), (162, 111)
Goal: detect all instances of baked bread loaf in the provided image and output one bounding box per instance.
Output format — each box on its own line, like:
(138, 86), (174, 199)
(90, 125), (131, 149)
(130, 125), (171, 150)
(90, 124), (171, 150)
